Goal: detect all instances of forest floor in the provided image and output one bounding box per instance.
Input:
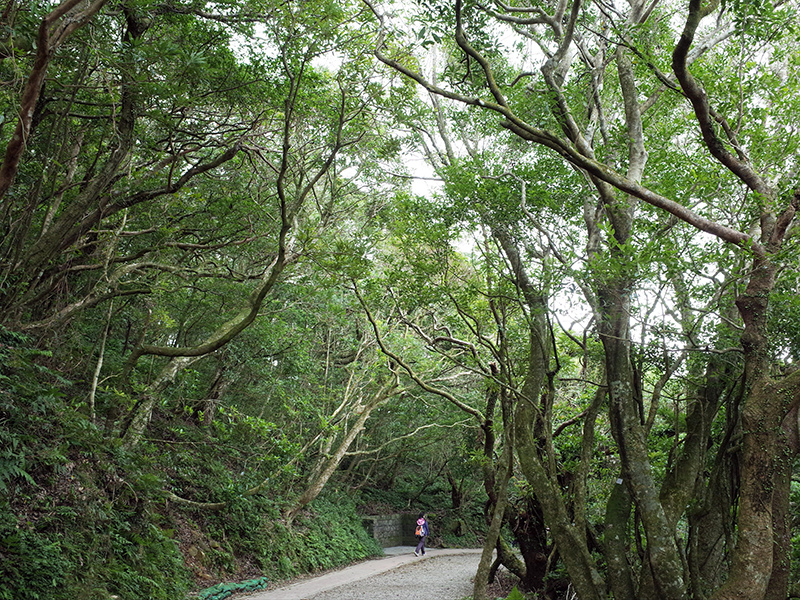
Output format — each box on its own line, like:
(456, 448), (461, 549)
(242, 547), (489, 600)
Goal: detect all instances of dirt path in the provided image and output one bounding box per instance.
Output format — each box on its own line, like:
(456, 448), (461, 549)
(242, 547), (483, 600)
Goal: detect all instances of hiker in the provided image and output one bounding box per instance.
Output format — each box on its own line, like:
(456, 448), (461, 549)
(414, 513), (429, 556)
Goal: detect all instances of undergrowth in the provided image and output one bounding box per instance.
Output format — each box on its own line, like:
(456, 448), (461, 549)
(0, 327), (384, 600)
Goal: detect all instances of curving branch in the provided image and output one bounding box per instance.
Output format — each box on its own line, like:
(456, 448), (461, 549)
(354, 282), (486, 423)
(120, 54), (367, 451)
(5, 6), (150, 306)
(368, 4), (752, 250)
(0, 0), (109, 205)
(671, 0), (769, 197)
(18, 143), (244, 287)
(344, 419), (475, 456)
(162, 490), (227, 511)
(454, 0), (509, 109)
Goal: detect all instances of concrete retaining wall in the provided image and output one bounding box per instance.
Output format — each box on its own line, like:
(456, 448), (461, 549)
(361, 514), (419, 547)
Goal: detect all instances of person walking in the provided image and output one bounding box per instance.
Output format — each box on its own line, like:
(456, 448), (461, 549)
(414, 513), (429, 556)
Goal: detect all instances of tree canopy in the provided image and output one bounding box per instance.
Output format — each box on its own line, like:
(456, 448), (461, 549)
(1, 0), (799, 599)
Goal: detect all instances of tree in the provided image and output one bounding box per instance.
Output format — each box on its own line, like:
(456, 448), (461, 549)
(1, 0), (404, 455)
(366, 0), (800, 597)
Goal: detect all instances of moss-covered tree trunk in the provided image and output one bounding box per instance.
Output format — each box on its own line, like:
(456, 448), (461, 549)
(764, 408), (798, 600)
(600, 275), (688, 600)
(604, 475), (635, 600)
(473, 438), (513, 600)
(712, 236), (800, 599)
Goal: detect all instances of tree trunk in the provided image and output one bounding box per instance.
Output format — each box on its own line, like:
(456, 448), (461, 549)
(600, 270), (688, 600)
(711, 192), (800, 598)
(446, 469), (463, 510)
(0, 0), (108, 203)
(604, 336), (688, 600)
(763, 408), (797, 600)
(284, 384), (399, 524)
(712, 386), (779, 600)
(688, 434), (737, 599)
(604, 474), (636, 600)
(494, 223), (606, 600)
(515, 414), (607, 600)
(509, 496), (550, 592)
(513, 314), (607, 600)
(473, 441), (513, 600)
(199, 362), (230, 425)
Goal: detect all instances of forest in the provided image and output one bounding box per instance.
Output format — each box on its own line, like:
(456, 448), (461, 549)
(0, 0), (799, 598)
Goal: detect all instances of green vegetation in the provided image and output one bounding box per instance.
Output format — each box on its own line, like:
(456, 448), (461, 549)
(0, 327), (419, 598)
(0, 325), (484, 599)
(1, 0), (800, 599)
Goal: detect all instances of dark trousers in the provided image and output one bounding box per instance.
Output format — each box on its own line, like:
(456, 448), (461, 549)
(415, 535), (426, 555)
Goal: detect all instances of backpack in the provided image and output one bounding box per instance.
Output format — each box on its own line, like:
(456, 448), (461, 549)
(415, 522), (425, 536)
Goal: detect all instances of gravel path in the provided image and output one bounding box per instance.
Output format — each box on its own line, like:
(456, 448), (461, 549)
(307, 553), (480, 600)
(243, 549), (483, 600)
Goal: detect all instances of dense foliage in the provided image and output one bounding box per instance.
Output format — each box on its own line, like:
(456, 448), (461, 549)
(0, 326), (431, 598)
(0, 0), (799, 599)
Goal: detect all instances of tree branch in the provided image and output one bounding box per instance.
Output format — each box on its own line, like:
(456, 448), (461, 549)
(354, 282), (486, 423)
(345, 419), (475, 455)
(671, 0), (769, 197)
(368, 5), (752, 249)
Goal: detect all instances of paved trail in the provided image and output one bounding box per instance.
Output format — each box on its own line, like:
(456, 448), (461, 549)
(242, 547), (482, 600)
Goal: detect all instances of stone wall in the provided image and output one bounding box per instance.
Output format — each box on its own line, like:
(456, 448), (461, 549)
(361, 514), (419, 547)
